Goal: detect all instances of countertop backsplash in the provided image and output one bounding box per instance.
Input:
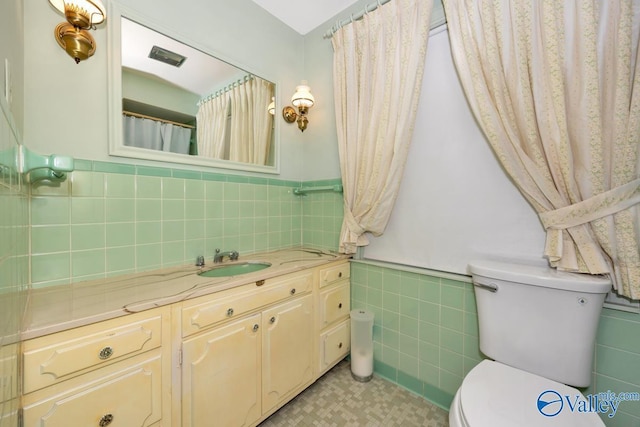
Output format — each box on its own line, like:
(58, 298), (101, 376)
(29, 160), (344, 289)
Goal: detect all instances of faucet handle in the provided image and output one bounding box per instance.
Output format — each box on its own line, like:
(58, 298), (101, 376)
(196, 255), (205, 267)
(230, 250), (239, 261)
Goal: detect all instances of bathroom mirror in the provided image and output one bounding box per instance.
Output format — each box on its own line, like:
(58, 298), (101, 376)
(108, 7), (280, 174)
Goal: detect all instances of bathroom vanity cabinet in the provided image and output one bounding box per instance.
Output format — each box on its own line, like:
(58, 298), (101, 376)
(180, 270), (315, 426)
(19, 257), (351, 427)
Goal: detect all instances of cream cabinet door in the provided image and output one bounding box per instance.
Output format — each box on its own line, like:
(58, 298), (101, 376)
(261, 294), (314, 414)
(181, 313), (262, 427)
(0, 343), (18, 404)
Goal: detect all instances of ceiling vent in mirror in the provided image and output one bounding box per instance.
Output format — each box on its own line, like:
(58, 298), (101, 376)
(148, 46), (187, 67)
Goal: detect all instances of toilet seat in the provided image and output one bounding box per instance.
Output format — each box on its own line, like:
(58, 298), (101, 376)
(453, 360), (605, 426)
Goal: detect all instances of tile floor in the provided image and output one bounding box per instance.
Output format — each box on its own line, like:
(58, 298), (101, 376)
(259, 360), (450, 426)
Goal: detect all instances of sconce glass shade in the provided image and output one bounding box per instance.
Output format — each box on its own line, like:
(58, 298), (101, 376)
(291, 82), (315, 108)
(268, 97), (275, 115)
(49, 0), (106, 29)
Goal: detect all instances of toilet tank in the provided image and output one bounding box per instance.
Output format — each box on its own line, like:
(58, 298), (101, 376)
(469, 260), (612, 387)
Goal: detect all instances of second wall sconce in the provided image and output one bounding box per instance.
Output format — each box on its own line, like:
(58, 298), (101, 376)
(49, 0), (107, 64)
(283, 81), (315, 132)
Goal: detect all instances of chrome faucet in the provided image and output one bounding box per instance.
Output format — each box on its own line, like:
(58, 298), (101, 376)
(214, 248), (239, 263)
(195, 255), (205, 267)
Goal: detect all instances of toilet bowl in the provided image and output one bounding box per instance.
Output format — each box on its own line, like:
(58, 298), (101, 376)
(449, 360), (604, 426)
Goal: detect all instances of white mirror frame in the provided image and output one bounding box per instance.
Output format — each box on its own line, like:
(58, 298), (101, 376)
(107, 2), (281, 174)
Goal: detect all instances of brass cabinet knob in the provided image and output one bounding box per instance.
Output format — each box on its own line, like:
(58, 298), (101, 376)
(227, 308), (234, 317)
(270, 316), (276, 324)
(99, 413), (114, 427)
(98, 346), (113, 360)
(253, 324), (259, 332)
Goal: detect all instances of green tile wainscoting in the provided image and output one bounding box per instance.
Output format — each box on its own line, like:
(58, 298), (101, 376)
(0, 156), (29, 297)
(29, 159), (343, 288)
(0, 104), (29, 296)
(350, 260), (640, 427)
(300, 178), (344, 251)
(1, 100), (29, 425)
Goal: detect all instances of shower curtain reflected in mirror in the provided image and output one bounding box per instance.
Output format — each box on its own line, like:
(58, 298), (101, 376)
(123, 115), (192, 154)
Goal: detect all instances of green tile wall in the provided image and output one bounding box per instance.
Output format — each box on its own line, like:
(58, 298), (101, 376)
(0, 116), (29, 324)
(591, 309), (640, 426)
(0, 104), (28, 422)
(300, 179), (343, 251)
(30, 161), (306, 287)
(29, 160), (342, 287)
(351, 261), (640, 426)
(350, 261), (480, 410)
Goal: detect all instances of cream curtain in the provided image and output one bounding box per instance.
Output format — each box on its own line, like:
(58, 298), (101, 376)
(229, 77), (274, 165)
(196, 93), (229, 159)
(333, 0), (433, 254)
(443, 1), (640, 298)
(251, 78), (275, 165)
(229, 81), (252, 163)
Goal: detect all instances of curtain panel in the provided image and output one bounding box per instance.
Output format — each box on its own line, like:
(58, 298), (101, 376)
(443, 0), (640, 298)
(197, 92), (230, 159)
(198, 77), (273, 165)
(332, 0), (433, 254)
(123, 115), (163, 151)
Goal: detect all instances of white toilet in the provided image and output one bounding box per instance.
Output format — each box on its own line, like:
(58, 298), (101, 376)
(449, 260), (612, 426)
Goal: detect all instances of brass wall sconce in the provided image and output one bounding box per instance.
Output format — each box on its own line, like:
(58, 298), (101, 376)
(283, 81), (314, 132)
(49, 0), (107, 64)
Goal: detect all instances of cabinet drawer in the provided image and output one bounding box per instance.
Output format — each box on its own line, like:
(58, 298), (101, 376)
(320, 320), (350, 373)
(23, 309), (165, 394)
(182, 271), (313, 337)
(23, 354), (163, 427)
(319, 263), (350, 288)
(319, 283), (350, 327)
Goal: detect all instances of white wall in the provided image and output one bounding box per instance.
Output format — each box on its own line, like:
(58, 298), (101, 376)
(23, 0), (307, 180)
(0, 0), (24, 134)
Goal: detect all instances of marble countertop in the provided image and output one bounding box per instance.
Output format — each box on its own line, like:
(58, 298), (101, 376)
(22, 248), (350, 340)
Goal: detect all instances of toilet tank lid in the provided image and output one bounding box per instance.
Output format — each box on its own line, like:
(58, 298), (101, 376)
(469, 260), (612, 294)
